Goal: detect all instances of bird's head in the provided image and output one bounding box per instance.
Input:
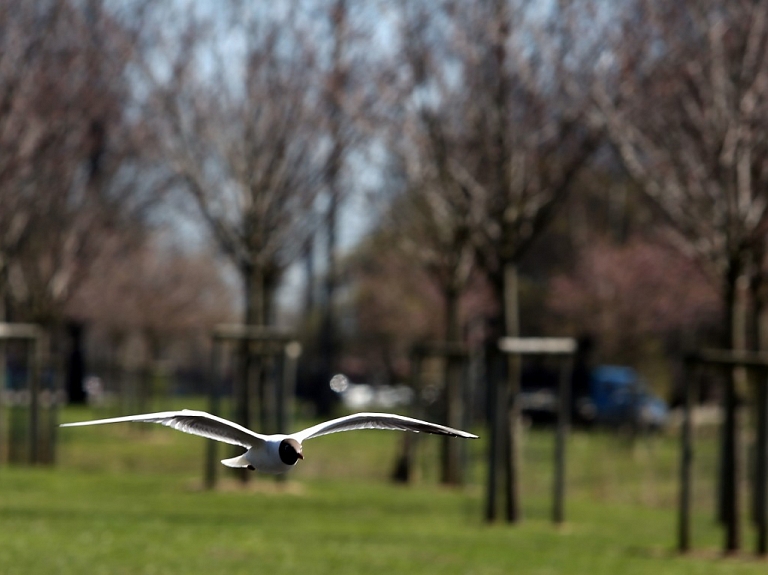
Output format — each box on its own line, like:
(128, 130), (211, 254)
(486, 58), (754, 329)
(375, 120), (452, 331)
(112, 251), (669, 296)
(278, 438), (304, 466)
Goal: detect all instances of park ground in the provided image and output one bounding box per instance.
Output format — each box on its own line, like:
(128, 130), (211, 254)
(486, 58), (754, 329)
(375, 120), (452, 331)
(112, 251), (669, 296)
(0, 401), (766, 575)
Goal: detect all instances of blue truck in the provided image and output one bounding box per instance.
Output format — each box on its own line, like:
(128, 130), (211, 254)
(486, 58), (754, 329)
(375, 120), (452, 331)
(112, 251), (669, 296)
(520, 364), (669, 430)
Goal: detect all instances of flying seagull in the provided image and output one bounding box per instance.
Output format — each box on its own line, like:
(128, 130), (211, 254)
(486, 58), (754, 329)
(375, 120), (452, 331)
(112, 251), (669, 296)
(61, 410), (478, 474)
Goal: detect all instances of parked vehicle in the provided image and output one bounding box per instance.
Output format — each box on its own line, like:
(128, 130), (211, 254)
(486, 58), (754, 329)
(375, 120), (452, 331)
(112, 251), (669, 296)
(581, 365), (669, 430)
(520, 364), (669, 430)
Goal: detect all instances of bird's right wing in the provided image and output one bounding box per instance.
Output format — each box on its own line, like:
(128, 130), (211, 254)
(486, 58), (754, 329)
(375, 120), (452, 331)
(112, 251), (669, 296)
(61, 409), (266, 449)
(292, 412), (478, 442)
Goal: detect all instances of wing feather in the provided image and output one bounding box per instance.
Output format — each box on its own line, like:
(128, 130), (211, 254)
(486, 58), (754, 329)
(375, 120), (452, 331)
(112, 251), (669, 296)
(292, 412), (478, 442)
(61, 409), (266, 449)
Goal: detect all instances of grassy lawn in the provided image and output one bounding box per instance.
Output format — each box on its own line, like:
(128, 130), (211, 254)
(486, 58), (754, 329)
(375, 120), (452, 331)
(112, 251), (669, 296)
(0, 401), (765, 574)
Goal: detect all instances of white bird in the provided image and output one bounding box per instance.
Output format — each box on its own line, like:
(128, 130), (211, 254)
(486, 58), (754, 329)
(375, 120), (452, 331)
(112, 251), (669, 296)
(61, 409), (478, 474)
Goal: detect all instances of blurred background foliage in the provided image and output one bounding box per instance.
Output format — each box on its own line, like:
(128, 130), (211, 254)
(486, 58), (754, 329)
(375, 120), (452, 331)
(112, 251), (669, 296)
(1, 0), (753, 407)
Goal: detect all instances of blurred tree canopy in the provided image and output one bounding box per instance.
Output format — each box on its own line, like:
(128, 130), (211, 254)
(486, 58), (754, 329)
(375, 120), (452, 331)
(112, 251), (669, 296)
(2, 0), (767, 400)
(0, 0), (161, 326)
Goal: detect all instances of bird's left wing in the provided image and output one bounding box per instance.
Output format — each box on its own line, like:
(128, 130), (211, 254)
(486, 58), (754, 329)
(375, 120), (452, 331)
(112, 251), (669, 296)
(292, 412), (478, 442)
(61, 409), (267, 449)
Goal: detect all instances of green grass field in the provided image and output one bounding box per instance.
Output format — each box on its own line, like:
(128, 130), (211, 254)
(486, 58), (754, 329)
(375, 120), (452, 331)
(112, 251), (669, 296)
(0, 402), (766, 574)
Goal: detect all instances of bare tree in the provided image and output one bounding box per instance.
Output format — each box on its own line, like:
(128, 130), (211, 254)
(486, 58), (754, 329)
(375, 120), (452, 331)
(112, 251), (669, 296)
(1, 0), (157, 321)
(0, 1), (94, 323)
(151, 8), (323, 325)
(146, 5), (323, 439)
(594, 0), (768, 344)
(308, 0), (386, 415)
(394, 2), (478, 346)
(0, 1), (44, 322)
(0, 0), (158, 419)
(591, 0), (768, 551)
(385, 0), (482, 484)
(395, 0), (599, 519)
(378, 0), (600, 498)
(318, 0), (350, 415)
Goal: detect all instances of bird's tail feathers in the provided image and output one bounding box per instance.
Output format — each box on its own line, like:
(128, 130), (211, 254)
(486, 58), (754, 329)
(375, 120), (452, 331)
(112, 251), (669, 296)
(221, 454), (251, 468)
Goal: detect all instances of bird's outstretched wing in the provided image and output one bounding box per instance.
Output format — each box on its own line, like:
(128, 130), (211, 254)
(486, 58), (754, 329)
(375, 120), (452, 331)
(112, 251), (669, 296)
(292, 412), (478, 442)
(61, 409), (266, 449)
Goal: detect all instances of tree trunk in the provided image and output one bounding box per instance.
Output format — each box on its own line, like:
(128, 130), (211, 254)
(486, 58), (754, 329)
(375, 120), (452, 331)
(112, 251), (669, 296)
(485, 262), (522, 522)
(750, 253), (768, 550)
(318, 187), (338, 417)
(0, 261), (7, 463)
(0, 259), (7, 323)
(65, 322), (87, 405)
(719, 257), (745, 552)
(233, 263), (267, 483)
(316, 0), (346, 418)
(502, 263), (522, 523)
(260, 267), (280, 434)
(441, 287), (463, 485)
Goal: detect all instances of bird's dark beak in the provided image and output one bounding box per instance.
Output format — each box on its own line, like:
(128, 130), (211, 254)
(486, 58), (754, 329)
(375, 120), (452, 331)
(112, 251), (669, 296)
(297, 452), (304, 460)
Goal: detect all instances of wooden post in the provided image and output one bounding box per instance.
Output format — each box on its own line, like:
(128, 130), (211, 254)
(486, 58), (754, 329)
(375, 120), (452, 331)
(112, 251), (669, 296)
(401, 342), (469, 485)
(235, 336), (251, 485)
(723, 369), (740, 552)
(392, 350), (422, 484)
(0, 337), (5, 464)
(682, 349), (768, 556)
(553, 355), (573, 524)
(504, 354), (521, 523)
(28, 337), (40, 465)
(277, 341), (301, 436)
(678, 357), (695, 553)
(258, 353), (274, 435)
(205, 339), (222, 490)
(42, 344), (61, 465)
(442, 353), (464, 485)
(485, 342), (502, 522)
(0, 325), (40, 465)
(756, 370), (768, 556)
(496, 337), (577, 525)
(208, 325), (300, 487)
